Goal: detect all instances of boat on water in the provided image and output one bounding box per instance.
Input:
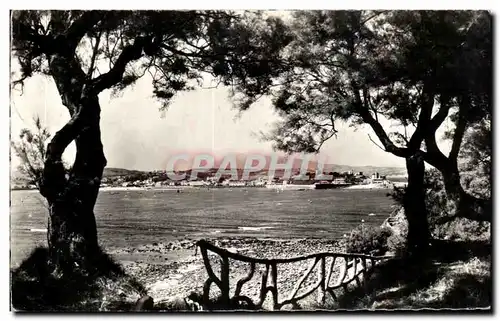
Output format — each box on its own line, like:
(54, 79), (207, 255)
(266, 180), (353, 190)
(314, 181), (352, 189)
(265, 180), (315, 190)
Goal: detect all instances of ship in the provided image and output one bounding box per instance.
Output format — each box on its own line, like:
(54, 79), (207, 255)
(313, 181), (352, 189)
(265, 180), (352, 190)
(265, 180), (315, 191)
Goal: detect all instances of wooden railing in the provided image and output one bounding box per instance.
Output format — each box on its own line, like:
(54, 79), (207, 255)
(195, 240), (393, 311)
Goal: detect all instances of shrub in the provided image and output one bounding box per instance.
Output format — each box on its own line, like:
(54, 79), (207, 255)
(423, 169), (454, 224)
(346, 224), (393, 255)
(433, 218), (491, 242)
(11, 246), (146, 311)
(387, 169), (451, 222)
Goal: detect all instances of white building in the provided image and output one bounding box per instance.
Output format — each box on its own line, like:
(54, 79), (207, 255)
(370, 177), (385, 184)
(333, 178), (346, 185)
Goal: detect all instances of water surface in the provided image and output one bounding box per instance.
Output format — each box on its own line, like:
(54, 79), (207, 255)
(10, 188), (397, 264)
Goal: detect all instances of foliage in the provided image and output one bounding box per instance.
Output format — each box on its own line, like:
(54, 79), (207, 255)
(11, 10), (292, 111)
(458, 118), (491, 199)
(327, 253), (490, 310)
(233, 11), (492, 157)
(11, 246), (146, 311)
(423, 169), (452, 221)
(386, 185), (405, 207)
(346, 224), (393, 255)
(422, 168), (490, 241)
(386, 169), (447, 222)
(10, 117), (70, 188)
(231, 10), (491, 225)
(10, 10), (293, 271)
(433, 218), (490, 242)
(386, 227), (408, 257)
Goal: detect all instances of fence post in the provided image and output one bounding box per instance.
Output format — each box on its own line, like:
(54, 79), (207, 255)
(271, 263), (279, 310)
(317, 257), (326, 306)
(220, 256), (230, 307)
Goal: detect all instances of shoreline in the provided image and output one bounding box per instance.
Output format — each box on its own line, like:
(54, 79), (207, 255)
(11, 182), (408, 193)
(344, 182), (407, 190)
(108, 236), (348, 306)
(109, 210), (404, 306)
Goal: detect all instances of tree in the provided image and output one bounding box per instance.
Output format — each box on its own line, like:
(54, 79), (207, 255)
(234, 10), (492, 254)
(11, 116), (54, 188)
(420, 11), (492, 223)
(11, 10), (291, 272)
(459, 118), (491, 199)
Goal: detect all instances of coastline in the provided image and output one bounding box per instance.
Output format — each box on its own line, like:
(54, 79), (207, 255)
(11, 181), (408, 193)
(344, 182), (407, 190)
(109, 209), (404, 307)
(108, 237), (347, 307)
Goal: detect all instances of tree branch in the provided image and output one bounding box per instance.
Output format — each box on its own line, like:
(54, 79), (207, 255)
(87, 30), (103, 79)
(407, 81), (435, 151)
(39, 110), (83, 200)
(354, 86), (409, 158)
(423, 131), (449, 170)
(368, 134), (387, 152)
(428, 96), (452, 133)
(91, 36), (152, 93)
(449, 94), (469, 162)
(65, 10), (104, 51)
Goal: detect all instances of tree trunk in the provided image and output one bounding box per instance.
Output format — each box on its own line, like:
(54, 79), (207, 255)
(403, 151), (430, 257)
(40, 94), (106, 273)
(423, 126), (492, 223)
(439, 162), (492, 222)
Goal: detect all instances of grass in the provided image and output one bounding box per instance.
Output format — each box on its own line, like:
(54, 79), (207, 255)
(11, 246), (147, 312)
(316, 239), (491, 311)
(13, 238), (490, 312)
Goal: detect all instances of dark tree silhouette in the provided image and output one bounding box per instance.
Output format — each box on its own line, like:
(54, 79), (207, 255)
(11, 10), (291, 272)
(233, 10), (492, 254)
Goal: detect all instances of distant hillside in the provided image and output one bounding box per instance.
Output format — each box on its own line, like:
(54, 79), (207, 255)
(102, 163), (406, 177)
(179, 153), (406, 177)
(102, 167), (145, 177)
(12, 164), (406, 183)
(323, 165), (406, 177)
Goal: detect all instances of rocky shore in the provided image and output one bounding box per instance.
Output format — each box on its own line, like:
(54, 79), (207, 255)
(106, 237), (348, 308)
(103, 208), (405, 310)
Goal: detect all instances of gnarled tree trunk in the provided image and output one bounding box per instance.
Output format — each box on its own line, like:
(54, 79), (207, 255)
(39, 55), (106, 273)
(404, 151), (430, 257)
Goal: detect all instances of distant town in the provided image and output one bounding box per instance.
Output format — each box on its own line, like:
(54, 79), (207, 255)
(11, 167), (408, 191)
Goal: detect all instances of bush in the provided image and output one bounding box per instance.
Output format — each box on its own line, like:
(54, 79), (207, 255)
(11, 246), (147, 311)
(423, 169), (454, 223)
(387, 169), (451, 222)
(346, 224), (393, 256)
(433, 218), (491, 242)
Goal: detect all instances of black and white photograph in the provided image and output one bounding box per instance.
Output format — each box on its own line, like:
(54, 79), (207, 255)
(8, 8), (493, 312)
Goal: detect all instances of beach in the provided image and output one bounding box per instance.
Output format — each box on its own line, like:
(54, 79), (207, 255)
(107, 237), (348, 308)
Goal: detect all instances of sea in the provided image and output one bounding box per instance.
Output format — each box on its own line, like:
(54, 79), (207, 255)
(10, 188), (397, 265)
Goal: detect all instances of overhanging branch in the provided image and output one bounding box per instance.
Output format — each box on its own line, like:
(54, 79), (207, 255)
(368, 134), (386, 152)
(91, 36), (152, 93)
(65, 11), (105, 51)
(408, 81), (435, 150)
(355, 86), (409, 158)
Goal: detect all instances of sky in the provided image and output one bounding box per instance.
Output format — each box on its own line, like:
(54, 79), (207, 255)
(10, 71), (454, 172)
